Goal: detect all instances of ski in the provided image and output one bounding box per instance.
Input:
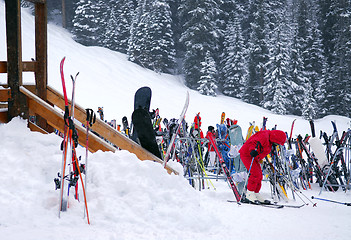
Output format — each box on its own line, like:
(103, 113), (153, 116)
(58, 57), (69, 217)
(163, 91), (190, 168)
(288, 119), (296, 149)
(227, 200), (284, 209)
(220, 112), (225, 124)
(228, 200), (305, 208)
(207, 131), (241, 203)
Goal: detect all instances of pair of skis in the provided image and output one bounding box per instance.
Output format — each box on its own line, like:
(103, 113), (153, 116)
(58, 57), (90, 224)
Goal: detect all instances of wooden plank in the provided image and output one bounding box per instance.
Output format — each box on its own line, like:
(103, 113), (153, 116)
(20, 87), (116, 153)
(23, 61), (36, 72)
(34, 2), (48, 131)
(45, 86), (178, 175)
(0, 88), (11, 101)
(0, 61), (7, 73)
(0, 103), (8, 108)
(0, 111), (8, 123)
(0, 61), (35, 73)
(34, 2), (47, 100)
(28, 121), (48, 134)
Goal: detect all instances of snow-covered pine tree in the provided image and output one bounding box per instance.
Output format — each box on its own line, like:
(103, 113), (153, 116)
(146, 0), (176, 73)
(327, 0), (351, 117)
(198, 51), (218, 96)
(220, 10), (247, 99)
(243, 0), (269, 106)
(128, 0), (175, 74)
(128, 0), (151, 67)
(304, 3), (327, 118)
(102, 0), (135, 53)
(72, 0), (107, 47)
(262, 0), (293, 115)
(179, 0), (221, 90)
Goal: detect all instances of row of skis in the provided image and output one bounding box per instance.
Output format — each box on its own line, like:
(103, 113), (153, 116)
(53, 58), (351, 217)
(117, 86), (351, 207)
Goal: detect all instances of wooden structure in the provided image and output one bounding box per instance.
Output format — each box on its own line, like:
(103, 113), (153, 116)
(0, 0), (177, 175)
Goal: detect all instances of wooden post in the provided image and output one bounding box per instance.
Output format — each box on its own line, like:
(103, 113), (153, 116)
(35, 2), (51, 131)
(5, 0), (28, 121)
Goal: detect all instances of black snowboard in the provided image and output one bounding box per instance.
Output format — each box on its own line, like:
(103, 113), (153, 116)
(132, 87), (152, 142)
(132, 108), (162, 159)
(134, 86), (152, 111)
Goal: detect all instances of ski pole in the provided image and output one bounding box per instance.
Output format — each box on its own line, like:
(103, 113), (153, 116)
(84, 108), (95, 219)
(311, 196), (351, 206)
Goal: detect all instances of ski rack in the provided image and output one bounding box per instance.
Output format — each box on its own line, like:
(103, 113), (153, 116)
(19, 85), (178, 175)
(319, 146), (351, 195)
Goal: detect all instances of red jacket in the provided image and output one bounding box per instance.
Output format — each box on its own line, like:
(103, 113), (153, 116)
(239, 130), (286, 161)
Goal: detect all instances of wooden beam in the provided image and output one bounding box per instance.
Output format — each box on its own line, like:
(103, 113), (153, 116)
(34, 1), (48, 131)
(0, 61), (7, 73)
(5, 0), (28, 120)
(0, 61), (36, 73)
(0, 103), (8, 108)
(34, 3), (47, 100)
(28, 121), (48, 134)
(23, 61), (36, 72)
(0, 88), (11, 101)
(0, 111), (8, 123)
(20, 86), (115, 153)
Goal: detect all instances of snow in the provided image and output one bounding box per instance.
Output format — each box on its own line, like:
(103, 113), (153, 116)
(1, 2), (351, 239)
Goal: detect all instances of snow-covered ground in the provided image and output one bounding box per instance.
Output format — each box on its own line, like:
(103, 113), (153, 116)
(1, 2), (351, 239)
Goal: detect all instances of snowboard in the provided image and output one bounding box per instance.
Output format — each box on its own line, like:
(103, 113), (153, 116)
(134, 86), (152, 111)
(228, 123), (247, 195)
(132, 108), (162, 159)
(131, 87), (152, 142)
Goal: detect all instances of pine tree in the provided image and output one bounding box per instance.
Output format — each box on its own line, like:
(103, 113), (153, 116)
(328, 0), (351, 117)
(147, 0), (176, 73)
(304, 4), (327, 118)
(243, 0), (269, 105)
(102, 0), (135, 53)
(72, 0), (107, 47)
(198, 51), (218, 96)
(262, 0), (293, 115)
(128, 0), (175, 74)
(220, 11), (247, 98)
(179, 0), (221, 90)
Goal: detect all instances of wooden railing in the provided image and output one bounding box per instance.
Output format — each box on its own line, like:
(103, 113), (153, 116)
(18, 85), (178, 175)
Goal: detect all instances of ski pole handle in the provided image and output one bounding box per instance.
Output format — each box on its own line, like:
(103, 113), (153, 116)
(85, 108), (96, 127)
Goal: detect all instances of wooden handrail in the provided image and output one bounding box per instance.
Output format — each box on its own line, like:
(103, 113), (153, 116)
(21, 85), (178, 175)
(20, 86), (116, 153)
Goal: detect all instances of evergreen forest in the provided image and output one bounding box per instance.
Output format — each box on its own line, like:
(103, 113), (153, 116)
(22, 0), (351, 119)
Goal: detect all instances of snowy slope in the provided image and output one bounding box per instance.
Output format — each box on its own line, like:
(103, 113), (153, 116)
(1, 2), (351, 239)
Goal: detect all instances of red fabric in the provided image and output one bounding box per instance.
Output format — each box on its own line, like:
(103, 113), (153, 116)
(239, 130), (286, 192)
(205, 131), (215, 152)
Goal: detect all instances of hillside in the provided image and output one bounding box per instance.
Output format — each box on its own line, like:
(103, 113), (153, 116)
(1, 2), (351, 240)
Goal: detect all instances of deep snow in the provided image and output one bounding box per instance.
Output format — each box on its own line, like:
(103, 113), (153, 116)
(1, 2), (351, 239)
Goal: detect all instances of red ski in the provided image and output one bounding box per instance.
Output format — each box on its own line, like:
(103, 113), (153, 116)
(206, 131), (241, 203)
